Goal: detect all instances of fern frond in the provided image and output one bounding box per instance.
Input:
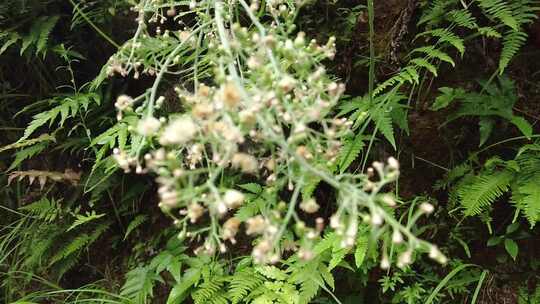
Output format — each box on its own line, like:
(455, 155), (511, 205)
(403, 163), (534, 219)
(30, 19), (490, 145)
(49, 234), (90, 266)
(67, 211), (105, 232)
(448, 9), (479, 29)
(19, 197), (61, 222)
(0, 133), (55, 153)
(256, 266), (288, 281)
(418, 28), (465, 55)
(228, 269), (264, 304)
(412, 46), (456, 67)
(374, 67), (419, 95)
(477, 26), (502, 38)
(124, 215), (148, 240)
(121, 266), (163, 304)
(478, 0), (519, 30)
(418, 0), (457, 26)
(19, 93), (100, 141)
(499, 30), (528, 74)
(8, 169), (81, 189)
(192, 279), (225, 304)
(516, 177), (540, 227)
(8, 142), (48, 171)
(458, 170), (513, 216)
(372, 109), (396, 150)
(410, 58), (438, 76)
(337, 133), (365, 173)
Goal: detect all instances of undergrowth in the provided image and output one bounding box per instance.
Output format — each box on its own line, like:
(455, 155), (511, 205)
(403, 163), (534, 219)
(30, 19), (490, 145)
(1, 0), (540, 303)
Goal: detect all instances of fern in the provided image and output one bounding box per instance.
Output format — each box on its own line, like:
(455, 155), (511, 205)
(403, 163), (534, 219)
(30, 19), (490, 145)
(228, 269), (264, 304)
(121, 266), (164, 304)
(372, 109), (397, 150)
(192, 279), (226, 304)
(517, 180), (540, 226)
(336, 133), (365, 173)
(448, 9), (479, 29)
(458, 170), (513, 216)
(67, 211), (106, 231)
(1, 15), (59, 57)
(8, 142), (48, 171)
(19, 197), (62, 222)
(478, 0), (519, 30)
(19, 92), (101, 141)
(124, 215), (148, 240)
(498, 30), (528, 74)
(412, 46), (456, 67)
(417, 28), (465, 56)
(49, 234), (91, 266)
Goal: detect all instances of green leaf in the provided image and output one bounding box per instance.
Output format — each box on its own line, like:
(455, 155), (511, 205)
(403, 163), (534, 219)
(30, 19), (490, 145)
(430, 87), (465, 111)
(354, 232), (369, 268)
(338, 133), (365, 173)
(124, 215), (148, 240)
(504, 239), (518, 260)
(373, 110), (396, 150)
(505, 222), (520, 235)
(239, 183), (263, 194)
(67, 211), (105, 231)
(459, 170), (513, 216)
(478, 118), (495, 147)
(487, 236), (502, 247)
(510, 116), (532, 139)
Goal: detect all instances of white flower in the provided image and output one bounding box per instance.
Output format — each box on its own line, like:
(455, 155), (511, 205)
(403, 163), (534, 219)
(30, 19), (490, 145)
(223, 189), (245, 208)
(159, 117), (198, 145)
(300, 198), (319, 213)
(115, 95), (133, 111)
(371, 212), (383, 226)
(420, 202), (435, 214)
(278, 75), (296, 93)
(187, 203), (204, 223)
(221, 82), (241, 108)
(231, 153), (258, 173)
(392, 230), (403, 244)
(246, 215), (266, 235)
(222, 217), (241, 242)
(387, 156), (399, 171)
(380, 255), (390, 269)
(397, 250), (412, 268)
(137, 117), (161, 136)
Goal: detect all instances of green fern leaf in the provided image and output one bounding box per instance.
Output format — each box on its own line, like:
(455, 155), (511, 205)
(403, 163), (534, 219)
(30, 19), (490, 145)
(459, 170), (513, 216)
(8, 142), (48, 170)
(229, 269), (264, 304)
(256, 265), (288, 281)
(413, 46), (456, 67)
(517, 179), (540, 226)
(499, 30), (528, 74)
(36, 16), (60, 56)
(67, 211), (105, 232)
(478, 0), (519, 30)
(121, 266), (163, 304)
(124, 215), (148, 240)
(49, 234), (90, 266)
(373, 110), (396, 150)
(354, 230), (370, 268)
(448, 9), (478, 29)
(478, 26), (502, 38)
(410, 58), (438, 76)
(192, 279), (225, 304)
(418, 28), (465, 55)
(337, 133), (365, 173)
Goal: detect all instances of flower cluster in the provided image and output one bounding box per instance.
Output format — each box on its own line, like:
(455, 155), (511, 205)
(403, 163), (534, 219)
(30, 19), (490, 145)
(109, 0), (445, 268)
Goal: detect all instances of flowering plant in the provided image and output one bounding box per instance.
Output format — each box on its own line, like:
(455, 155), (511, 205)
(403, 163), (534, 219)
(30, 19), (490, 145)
(108, 0), (445, 268)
